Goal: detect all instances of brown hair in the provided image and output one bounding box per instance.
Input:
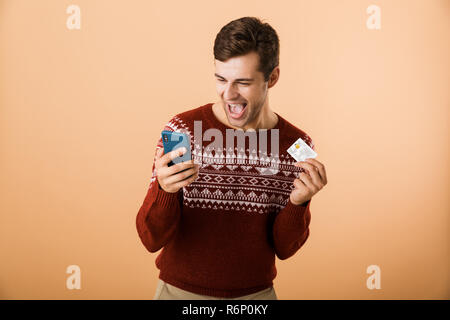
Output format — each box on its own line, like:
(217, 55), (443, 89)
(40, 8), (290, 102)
(213, 17), (280, 82)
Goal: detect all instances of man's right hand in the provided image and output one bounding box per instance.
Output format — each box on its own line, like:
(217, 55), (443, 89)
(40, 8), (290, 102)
(155, 147), (199, 193)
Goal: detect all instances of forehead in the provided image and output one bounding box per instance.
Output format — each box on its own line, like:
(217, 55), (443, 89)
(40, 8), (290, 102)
(214, 51), (262, 79)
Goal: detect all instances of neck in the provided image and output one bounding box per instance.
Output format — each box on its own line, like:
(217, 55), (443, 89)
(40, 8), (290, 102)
(253, 104), (278, 130)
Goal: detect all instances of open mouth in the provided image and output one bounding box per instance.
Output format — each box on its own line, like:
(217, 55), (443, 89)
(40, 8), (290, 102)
(227, 103), (247, 119)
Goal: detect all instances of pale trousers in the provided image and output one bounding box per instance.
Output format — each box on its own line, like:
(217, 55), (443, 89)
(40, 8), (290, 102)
(153, 279), (278, 300)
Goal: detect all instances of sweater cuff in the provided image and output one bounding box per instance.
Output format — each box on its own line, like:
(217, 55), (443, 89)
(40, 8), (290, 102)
(154, 183), (181, 208)
(281, 199), (311, 225)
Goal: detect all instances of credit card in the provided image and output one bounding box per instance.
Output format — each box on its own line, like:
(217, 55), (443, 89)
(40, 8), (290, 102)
(287, 137), (317, 162)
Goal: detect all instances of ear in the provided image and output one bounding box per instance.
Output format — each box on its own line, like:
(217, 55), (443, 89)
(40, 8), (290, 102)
(267, 66), (280, 89)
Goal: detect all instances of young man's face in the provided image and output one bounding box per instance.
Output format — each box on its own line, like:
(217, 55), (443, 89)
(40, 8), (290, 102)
(214, 51), (275, 129)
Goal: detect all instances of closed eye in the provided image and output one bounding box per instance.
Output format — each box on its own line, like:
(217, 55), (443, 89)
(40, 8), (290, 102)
(216, 79), (250, 85)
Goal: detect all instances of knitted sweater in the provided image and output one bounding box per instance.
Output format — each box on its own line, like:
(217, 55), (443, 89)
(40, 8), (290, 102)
(136, 102), (314, 298)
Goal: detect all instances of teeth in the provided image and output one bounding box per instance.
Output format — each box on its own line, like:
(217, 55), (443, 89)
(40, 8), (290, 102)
(229, 103), (245, 113)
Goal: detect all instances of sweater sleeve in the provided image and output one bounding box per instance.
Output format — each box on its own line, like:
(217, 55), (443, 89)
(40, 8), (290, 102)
(272, 198), (311, 260)
(136, 135), (183, 253)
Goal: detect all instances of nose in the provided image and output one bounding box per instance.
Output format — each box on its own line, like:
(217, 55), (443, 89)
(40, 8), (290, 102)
(223, 83), (240, 101)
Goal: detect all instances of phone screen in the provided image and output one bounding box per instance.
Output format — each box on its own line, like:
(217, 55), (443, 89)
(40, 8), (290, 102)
(161, 131), (192, 167)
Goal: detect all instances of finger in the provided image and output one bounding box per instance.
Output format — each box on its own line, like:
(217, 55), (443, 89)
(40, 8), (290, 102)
(305, 158), (327, 185)
(157, 159), (197, 182)
(155, 165), (169, 181)
(160, 147), (187, 166)
(165, 167), (197, 185)
(298, 172), (317, 193)
(295, 162), (322, 188)
(293, 178), (305, 189)
(172, 171), (198, 190)
(167, 159), (196, 176)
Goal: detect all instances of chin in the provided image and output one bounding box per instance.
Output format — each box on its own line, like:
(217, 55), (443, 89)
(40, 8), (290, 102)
(226, 111), (249, 128)
(228, 119), (247, 129)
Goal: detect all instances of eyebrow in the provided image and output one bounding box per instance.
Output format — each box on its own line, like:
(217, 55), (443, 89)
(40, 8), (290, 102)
(214, 73), (254, 82)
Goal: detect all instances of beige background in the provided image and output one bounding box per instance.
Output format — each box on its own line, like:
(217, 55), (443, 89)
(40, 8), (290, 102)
(0, 0), (449, 299)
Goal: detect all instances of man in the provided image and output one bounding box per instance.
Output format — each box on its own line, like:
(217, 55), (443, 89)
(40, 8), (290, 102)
(136, 16), (327, 300)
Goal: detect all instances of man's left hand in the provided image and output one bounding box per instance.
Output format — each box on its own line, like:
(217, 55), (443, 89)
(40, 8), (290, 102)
(290, 158), (328, 206)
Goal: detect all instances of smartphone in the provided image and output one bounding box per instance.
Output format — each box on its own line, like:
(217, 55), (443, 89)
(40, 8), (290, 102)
(161, 130), (192, 167)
